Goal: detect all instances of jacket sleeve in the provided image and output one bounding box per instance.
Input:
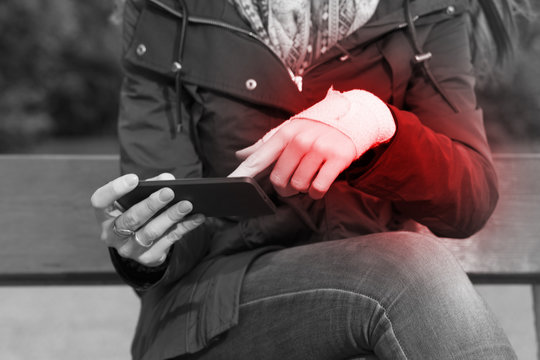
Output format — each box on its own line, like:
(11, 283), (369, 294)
(348, 14), (498, 239)
(108, 0), (208, 291)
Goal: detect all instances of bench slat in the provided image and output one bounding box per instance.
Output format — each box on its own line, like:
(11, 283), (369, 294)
(0, 155), (121, 284)
(441, 154), (540, 283)
(1, 154), (539, 285)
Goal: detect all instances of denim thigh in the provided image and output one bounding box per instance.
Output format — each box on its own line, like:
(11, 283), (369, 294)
(177, 232), (516, 360)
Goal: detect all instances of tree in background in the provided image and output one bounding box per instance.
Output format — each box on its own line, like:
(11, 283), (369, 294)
(469, 0), (540, 150)
(0, 0), (121, 152)
(0, 0), (538, 152)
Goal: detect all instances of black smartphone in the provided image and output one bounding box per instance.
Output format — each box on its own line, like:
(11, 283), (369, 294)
(116, 177), (276, 218)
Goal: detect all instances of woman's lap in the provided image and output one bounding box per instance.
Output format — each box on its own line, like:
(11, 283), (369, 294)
(177, 231), (516, 360)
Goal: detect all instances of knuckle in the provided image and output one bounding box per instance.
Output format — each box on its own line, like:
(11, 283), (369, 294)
(332, 146), (349, 159)
(292, 133), (312, 151)
(161, 234), (177, 249)
(322, 140), (350, 159)
(313, 140), (332, 155)
(122, 213), (140, 229)
(311, 181), (328, 196)
(184, 219), (201, 231)
(167, 206), (185, 222)
(270, 172), (287, 189)
(166, 208), (180, 222)
(290, 178), (309, 192)
(169, 224), (188, 240)
(145, 194), (162, 213)
(279, 124), (296, 140)
(167, 228), (183, 241)
(140, 227), (160, 242)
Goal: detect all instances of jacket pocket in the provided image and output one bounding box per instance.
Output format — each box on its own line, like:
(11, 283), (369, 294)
(124, 1), (179, 77)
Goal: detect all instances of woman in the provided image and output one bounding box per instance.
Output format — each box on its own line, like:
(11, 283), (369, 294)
(91, 0), (519, 358)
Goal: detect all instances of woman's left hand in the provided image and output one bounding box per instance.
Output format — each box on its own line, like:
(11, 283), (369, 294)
(228, 119), (356, 199)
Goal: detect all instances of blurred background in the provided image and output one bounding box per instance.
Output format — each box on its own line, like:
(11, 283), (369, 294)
(0, 0), (121, 154)
(0, 1), (539, 359)
(0, 0), (540, 154)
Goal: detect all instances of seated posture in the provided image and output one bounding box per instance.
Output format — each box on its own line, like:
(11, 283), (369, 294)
(91, 0), (520, 359)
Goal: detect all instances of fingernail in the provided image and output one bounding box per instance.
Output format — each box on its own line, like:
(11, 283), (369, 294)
(193, 214), (205, 224)
(125, 174), (138, 186)
(178, 200), (193, 213)
(159, 188), (174, 201)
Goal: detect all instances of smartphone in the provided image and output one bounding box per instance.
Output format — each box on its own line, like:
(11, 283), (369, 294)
(116, 177), (276, 218)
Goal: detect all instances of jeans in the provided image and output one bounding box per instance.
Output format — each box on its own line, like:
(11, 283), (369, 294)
(174, 232), (517, 359)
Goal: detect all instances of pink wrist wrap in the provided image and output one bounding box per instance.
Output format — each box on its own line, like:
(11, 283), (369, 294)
(291, 87), (396, 159)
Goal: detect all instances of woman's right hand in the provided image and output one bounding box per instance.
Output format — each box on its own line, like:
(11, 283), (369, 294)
(90, 173), (206, 267)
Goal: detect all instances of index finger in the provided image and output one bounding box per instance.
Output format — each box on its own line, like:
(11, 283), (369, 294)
(228, 131), (289, 178)
(90, 173), (139, 210)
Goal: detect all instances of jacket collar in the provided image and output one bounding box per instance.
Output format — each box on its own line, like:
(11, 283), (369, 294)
(370, 0), (466, 25)
(303, 0), (467, 72)
(148, 0), (466, 52)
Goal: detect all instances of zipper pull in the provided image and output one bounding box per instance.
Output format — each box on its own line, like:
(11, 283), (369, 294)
(292, 75), (303, 92)
(288, 69), (303, 92)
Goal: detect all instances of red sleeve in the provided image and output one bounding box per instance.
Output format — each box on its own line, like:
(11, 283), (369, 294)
(348, 14), (498, 238)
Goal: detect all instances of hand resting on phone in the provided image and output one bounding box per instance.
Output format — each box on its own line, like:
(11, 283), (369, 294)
(90, 173), (206, 267)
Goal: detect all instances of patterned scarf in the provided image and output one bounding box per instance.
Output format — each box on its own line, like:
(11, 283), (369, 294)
(230, 0), (380, 75)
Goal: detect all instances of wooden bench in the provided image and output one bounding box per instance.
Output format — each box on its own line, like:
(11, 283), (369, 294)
(1, 153), (539, 355)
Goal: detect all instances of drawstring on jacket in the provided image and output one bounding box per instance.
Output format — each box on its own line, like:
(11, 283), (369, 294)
(171, 0), (189, 138)
(403, 0), (459, 113)
(166, 0), (205, 160)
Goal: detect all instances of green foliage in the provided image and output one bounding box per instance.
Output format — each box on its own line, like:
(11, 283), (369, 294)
(0, 0), (121, 151)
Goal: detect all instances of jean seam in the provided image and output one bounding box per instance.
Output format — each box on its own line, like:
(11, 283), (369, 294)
(240, 288), (409, 360)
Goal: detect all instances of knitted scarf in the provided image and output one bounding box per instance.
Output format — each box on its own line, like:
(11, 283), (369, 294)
(230, 0), (379, 75)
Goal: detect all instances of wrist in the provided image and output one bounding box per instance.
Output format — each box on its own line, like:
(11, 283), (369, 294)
(291, 87), (396, 158)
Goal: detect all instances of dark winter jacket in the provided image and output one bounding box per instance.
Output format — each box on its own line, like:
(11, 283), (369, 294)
(111, 0), (499, 358)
